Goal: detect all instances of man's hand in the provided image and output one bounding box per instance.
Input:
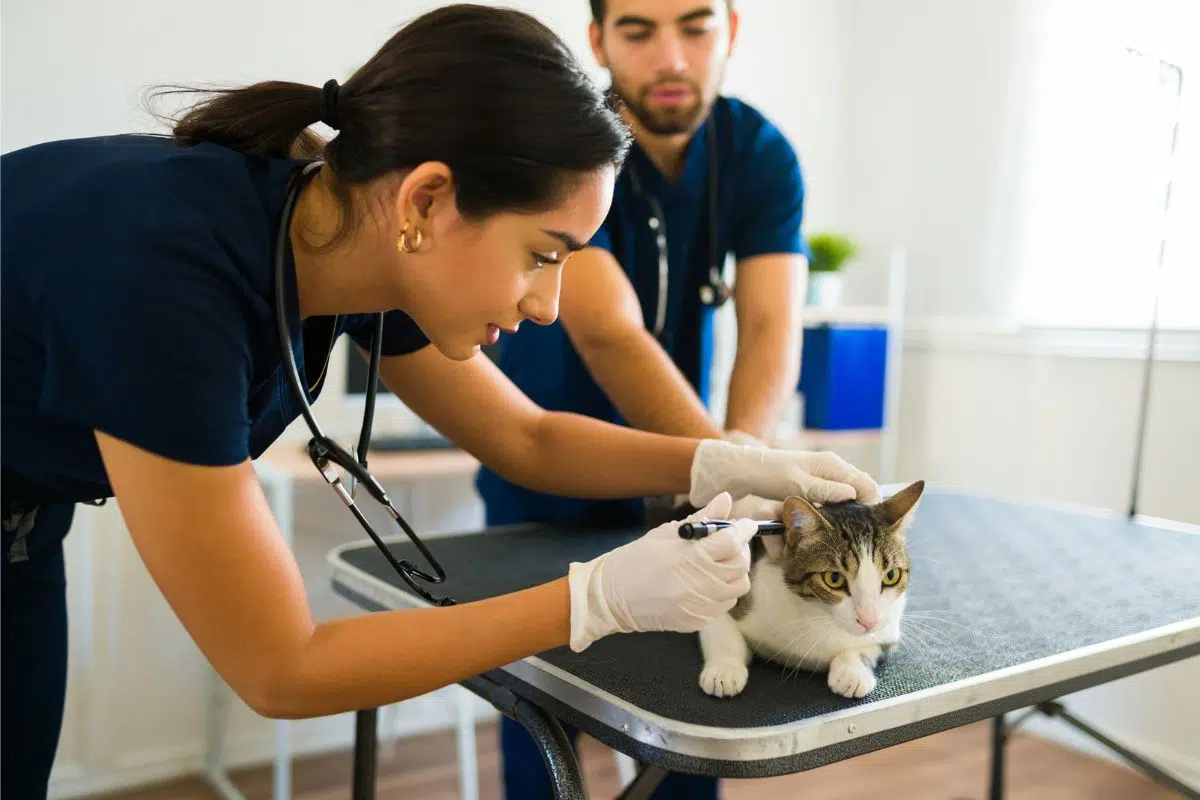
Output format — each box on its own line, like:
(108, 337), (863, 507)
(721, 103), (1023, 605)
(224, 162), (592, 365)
(689, 439), (881, 507)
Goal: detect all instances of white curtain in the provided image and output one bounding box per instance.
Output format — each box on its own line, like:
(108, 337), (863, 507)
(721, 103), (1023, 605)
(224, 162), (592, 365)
(1000, 0), (1197, 330)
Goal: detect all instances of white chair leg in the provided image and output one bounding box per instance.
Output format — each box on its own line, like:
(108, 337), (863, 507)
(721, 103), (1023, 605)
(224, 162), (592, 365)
(456, 687), (480, 800)
(203, 668), (245, 800)
(379, 702), (402, 762)
(253, 461), (295, 800)
(273, 719), (291, 800)
(614, 752), (639, 787)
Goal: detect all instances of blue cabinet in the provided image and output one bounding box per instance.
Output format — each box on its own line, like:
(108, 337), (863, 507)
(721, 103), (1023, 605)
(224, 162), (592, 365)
(798, 324), (889, 430)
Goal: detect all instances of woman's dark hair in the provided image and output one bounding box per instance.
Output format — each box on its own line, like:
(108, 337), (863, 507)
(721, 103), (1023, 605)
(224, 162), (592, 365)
(153, 4), (630, 239)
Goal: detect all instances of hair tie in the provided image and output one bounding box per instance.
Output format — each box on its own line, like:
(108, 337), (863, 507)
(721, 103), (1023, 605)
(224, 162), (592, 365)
(320, 79), (341, 130)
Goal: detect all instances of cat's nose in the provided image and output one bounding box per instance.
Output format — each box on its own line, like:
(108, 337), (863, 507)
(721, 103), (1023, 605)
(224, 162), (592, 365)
(857, 614), (879, 632)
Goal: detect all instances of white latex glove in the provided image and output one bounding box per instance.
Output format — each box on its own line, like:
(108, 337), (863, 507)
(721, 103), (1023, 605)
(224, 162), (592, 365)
(731, 494), (788, 558)
(662, 431), (770, 509)
(567, 492), (758, 652)
(730, 493), (784, 520)
(689, 439), (881, 507)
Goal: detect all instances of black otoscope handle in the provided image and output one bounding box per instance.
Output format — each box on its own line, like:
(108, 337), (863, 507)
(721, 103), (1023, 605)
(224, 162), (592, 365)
(677, 520), (786, 540)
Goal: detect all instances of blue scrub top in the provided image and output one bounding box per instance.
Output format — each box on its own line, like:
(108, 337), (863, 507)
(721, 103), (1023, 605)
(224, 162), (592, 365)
(477, 96), (811, 526)
(1, 135), (430, 520)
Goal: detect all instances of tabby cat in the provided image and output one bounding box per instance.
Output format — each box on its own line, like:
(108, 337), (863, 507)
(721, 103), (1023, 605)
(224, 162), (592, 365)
(698, 480), (924, 700)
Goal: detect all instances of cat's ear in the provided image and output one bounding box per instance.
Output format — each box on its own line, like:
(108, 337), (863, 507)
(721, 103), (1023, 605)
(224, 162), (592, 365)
(875, 480), (925, 537)
(782, 495), (830, 545)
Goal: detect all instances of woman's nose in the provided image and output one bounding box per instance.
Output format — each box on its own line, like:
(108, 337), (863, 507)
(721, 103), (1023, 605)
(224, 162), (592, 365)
(520, 267), (562, 326)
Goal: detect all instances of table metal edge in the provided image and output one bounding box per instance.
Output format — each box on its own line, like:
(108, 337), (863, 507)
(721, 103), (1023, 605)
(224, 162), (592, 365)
(327, 541), (1200, 766)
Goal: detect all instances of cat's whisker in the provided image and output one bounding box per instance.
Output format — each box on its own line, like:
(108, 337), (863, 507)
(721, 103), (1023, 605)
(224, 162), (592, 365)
(774, 623), (835, 685)
(902, 614), (973, 632)
(902, 618), (979, 642)
(895, 624), (947, 660)
(785, 626), (836, 683)
(768, 621), (833, 665)
(901, 620), (970, 663)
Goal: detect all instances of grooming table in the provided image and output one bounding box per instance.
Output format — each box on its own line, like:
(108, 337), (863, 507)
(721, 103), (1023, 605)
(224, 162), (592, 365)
(328, 488), (1200, 799)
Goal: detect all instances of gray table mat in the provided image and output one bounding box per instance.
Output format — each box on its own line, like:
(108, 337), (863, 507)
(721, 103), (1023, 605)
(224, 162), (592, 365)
(338, 491), (1199, 727)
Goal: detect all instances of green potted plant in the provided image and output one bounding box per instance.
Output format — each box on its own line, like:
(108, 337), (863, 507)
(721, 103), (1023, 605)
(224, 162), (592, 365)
(806, 232), (858, 308)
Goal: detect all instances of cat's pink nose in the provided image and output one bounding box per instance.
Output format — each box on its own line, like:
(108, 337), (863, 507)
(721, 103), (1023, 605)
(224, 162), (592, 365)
(857, 614), (879, 631)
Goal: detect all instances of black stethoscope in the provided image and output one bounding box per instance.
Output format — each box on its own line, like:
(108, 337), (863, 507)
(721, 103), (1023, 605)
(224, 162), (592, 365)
(273, 161), (455, 607)
(624, 118), (731, 340)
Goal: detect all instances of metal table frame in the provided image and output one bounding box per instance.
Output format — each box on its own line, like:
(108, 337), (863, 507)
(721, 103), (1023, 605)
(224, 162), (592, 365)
(328, 493), (1200, 800)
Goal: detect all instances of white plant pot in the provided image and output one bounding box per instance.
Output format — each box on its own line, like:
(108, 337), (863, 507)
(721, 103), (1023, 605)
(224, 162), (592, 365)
(807, 272), (843, 308)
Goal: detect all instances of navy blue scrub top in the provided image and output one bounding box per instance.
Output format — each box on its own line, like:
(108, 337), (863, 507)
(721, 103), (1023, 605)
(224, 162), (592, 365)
(1, 134), (430, 517)
(477, 96), (811, 526)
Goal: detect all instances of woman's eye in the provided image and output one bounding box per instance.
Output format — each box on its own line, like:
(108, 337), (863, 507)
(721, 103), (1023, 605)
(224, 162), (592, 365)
(882, 568), (903, 586)
(821, 571), (845, 590)
(532, 251), (560, 270)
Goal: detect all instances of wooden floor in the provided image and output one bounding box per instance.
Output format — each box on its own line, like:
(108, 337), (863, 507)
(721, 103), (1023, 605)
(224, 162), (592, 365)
(97, 719), (1185, 800)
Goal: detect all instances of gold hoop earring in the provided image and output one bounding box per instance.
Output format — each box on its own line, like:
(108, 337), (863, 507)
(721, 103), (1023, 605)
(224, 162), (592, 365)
(397, 221), (423, 253)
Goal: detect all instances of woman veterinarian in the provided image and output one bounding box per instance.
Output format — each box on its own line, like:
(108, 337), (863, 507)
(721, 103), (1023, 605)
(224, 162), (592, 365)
(0, 5), (878, 796)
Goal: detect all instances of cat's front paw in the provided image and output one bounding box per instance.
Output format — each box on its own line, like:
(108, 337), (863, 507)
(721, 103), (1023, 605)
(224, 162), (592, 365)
(827, 654), (877, 699)
(700, 661), (749, 698)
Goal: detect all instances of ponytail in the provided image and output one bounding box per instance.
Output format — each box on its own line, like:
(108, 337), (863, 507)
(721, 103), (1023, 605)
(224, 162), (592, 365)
(149, 4), (630, 235)
(152, 80), (330, 160)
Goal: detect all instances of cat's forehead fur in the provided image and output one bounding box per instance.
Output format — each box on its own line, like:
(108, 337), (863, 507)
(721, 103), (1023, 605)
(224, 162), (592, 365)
(783, 502), (909, 576)
(778, 480), (924, 588)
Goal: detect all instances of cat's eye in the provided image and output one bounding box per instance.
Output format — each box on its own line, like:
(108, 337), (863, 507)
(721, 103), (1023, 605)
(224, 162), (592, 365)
(821, 571), (846, 590)
(882, 568), (903, 586)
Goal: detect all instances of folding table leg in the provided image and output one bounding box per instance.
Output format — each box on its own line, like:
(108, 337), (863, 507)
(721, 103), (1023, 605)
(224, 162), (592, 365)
(1037, 701), (1199, 800)
(352, 708), (378, 800)
(460, 673), (587, 800)
(615, 763), (670, 800)
(989, 714), (1006, 800)
(509, 698), (587, 800)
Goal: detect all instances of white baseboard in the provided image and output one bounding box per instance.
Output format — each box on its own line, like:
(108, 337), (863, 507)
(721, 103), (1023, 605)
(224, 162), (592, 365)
(49, 688), (499, 799)
(1020, 713), (1200, 792)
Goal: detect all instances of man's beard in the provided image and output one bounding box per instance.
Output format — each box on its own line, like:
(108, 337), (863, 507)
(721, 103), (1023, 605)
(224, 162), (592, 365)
(610, 75), (709, 136)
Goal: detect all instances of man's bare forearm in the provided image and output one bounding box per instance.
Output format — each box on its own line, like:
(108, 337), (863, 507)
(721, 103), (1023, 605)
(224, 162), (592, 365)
(725, 323), (800, 443)
(575, 328), (722, 439)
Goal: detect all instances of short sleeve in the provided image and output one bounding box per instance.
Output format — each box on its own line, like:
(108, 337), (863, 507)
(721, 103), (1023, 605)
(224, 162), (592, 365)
(39, 227), (254, 467)
(731, 123), (812, 262)
(342, 310), (430, 357)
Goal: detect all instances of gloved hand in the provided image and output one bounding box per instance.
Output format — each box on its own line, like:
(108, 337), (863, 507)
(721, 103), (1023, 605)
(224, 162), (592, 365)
(567, 492), (758, 652)
(730, 493), (784, 520)
(689, 439), (881, 507)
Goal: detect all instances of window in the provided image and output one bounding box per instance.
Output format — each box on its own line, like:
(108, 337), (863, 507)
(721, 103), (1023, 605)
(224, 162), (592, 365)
(1002, 0), (1197, 330)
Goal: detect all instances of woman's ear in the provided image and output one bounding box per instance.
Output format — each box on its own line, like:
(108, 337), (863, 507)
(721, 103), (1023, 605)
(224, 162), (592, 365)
(394, 161), (455, 238)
